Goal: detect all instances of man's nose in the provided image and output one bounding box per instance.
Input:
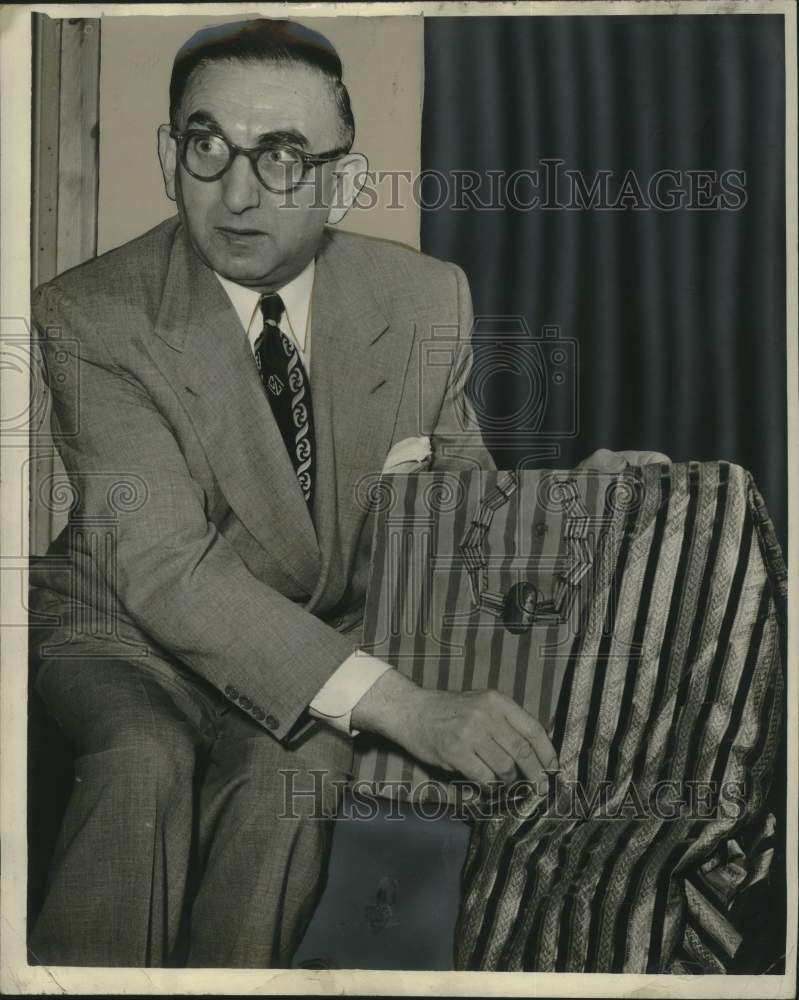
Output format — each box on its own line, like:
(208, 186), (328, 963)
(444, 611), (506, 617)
(220, 154), (261, 213)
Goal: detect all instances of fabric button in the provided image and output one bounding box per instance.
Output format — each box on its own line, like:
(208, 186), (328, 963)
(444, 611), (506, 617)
(253, 707), (265, 722)
(238, 695), (252, 710)
(265, 714), (279, 730)
(225, 685), (239, 700)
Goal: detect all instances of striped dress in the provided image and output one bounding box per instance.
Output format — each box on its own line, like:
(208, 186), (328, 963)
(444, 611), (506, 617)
(354, 462), (786, 972)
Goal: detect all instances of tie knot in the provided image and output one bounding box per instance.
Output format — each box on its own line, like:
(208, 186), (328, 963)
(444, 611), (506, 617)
(260, 292), (285, 328)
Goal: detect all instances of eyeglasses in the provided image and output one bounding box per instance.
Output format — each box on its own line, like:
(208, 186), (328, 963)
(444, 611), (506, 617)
(168, 128), (351, 194)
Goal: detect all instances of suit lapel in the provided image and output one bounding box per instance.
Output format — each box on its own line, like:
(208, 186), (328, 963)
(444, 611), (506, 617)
(309, 231), (415, 600)
(152, 226), (321, 594)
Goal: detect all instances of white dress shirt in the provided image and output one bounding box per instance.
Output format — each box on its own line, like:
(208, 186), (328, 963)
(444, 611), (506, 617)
(215, 264), (392, 735)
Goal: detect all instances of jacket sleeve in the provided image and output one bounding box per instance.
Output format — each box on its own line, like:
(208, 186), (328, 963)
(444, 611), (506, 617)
(429, 263), (497, 473)
(33, 281), (358, 742)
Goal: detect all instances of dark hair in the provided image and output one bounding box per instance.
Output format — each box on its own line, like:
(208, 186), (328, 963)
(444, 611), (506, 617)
(169, 18), (355, 146)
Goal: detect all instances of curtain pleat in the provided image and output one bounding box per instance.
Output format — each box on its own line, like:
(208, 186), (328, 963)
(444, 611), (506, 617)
(421, 15), (787, 549)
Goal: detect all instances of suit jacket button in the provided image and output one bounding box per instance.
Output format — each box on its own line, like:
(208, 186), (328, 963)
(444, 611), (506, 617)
(225, 685), (239, 700)
(253, 707), (265, 721)
(265, 714), (279, 730)
(238, 695), (252, 710)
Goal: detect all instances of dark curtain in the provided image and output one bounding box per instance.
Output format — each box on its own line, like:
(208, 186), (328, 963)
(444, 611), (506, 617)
(421, 15), (787, 551)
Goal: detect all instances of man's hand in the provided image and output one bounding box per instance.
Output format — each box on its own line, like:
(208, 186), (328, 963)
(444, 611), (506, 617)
(350, 669), (558, 787)
(577, 448), (671, 471)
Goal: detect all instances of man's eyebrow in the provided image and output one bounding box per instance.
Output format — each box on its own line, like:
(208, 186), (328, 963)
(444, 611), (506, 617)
(256, 128), (310, 149)
(186, 111), (224, 132)
(183, 113), (310, 149)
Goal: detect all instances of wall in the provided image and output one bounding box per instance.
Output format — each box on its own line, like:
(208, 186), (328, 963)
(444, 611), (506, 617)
(97, 13), (423, 254)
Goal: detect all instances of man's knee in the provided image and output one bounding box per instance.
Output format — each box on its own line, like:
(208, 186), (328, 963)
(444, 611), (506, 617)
(79, 724), (198, 794)
(247, 746), (344, 823)
(35, 657), (200, 772)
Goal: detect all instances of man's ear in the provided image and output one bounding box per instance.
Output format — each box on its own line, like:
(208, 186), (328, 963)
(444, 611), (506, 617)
(157, 125), (178, 202)
(326, 152), (369, 226)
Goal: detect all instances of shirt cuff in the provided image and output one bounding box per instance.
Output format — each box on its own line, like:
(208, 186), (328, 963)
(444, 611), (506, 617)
(308, 650), (394, 736)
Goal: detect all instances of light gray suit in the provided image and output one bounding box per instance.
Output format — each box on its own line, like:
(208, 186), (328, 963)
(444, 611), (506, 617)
(28, 217), (493, 966)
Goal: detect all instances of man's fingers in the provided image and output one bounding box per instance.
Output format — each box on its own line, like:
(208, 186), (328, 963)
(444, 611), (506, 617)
(577, 448), (671, 471)
(403, 688), (558, 788)
(576, 448), (628, 472)
(462, 752), (499, 788)
(502, 702), (559, 772)
(617, 449), (671, 466)
(475, 740), (517, 783)
(490, 728), (548, 784)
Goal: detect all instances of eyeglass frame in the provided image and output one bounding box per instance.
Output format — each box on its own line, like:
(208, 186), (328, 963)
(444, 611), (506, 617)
(167, 126), (353, 193)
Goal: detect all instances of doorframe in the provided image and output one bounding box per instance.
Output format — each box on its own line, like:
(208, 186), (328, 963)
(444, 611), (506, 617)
(30, 14), (101, 555)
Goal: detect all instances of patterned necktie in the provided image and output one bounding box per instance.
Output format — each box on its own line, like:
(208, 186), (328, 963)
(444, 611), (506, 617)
(253, 292), (315, 506)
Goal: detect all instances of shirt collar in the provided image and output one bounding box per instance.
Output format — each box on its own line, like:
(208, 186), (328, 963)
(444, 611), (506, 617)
(214, 257), (316, 354)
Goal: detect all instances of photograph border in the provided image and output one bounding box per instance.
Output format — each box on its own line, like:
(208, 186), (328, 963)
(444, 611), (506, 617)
(1, 2), (796, 995)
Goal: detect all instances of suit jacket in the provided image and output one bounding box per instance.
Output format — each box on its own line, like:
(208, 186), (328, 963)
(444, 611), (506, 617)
(30, 216), (494, 774)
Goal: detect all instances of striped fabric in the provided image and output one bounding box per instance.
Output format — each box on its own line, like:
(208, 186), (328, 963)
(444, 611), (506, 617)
(354, 462), (786, 973)
(354, 467), (616, 799)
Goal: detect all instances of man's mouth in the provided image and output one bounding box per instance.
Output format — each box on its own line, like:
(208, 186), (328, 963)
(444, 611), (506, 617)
(217, 227), (268, 238)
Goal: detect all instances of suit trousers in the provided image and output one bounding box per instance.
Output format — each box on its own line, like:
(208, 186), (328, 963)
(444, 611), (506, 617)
(28, 650), (348, 968)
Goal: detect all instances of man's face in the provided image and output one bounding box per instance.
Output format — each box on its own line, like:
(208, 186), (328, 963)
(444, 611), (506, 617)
(161, 59), (344, 290)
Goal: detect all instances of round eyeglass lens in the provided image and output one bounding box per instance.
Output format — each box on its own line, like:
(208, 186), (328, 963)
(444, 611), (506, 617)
(184, 133), (231, 178)
(256, 146), (305, 191)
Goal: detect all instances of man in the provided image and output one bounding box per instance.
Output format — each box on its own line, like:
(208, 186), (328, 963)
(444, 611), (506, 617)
(28, 19), (565, 968)
(29, 17), (665, 968)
